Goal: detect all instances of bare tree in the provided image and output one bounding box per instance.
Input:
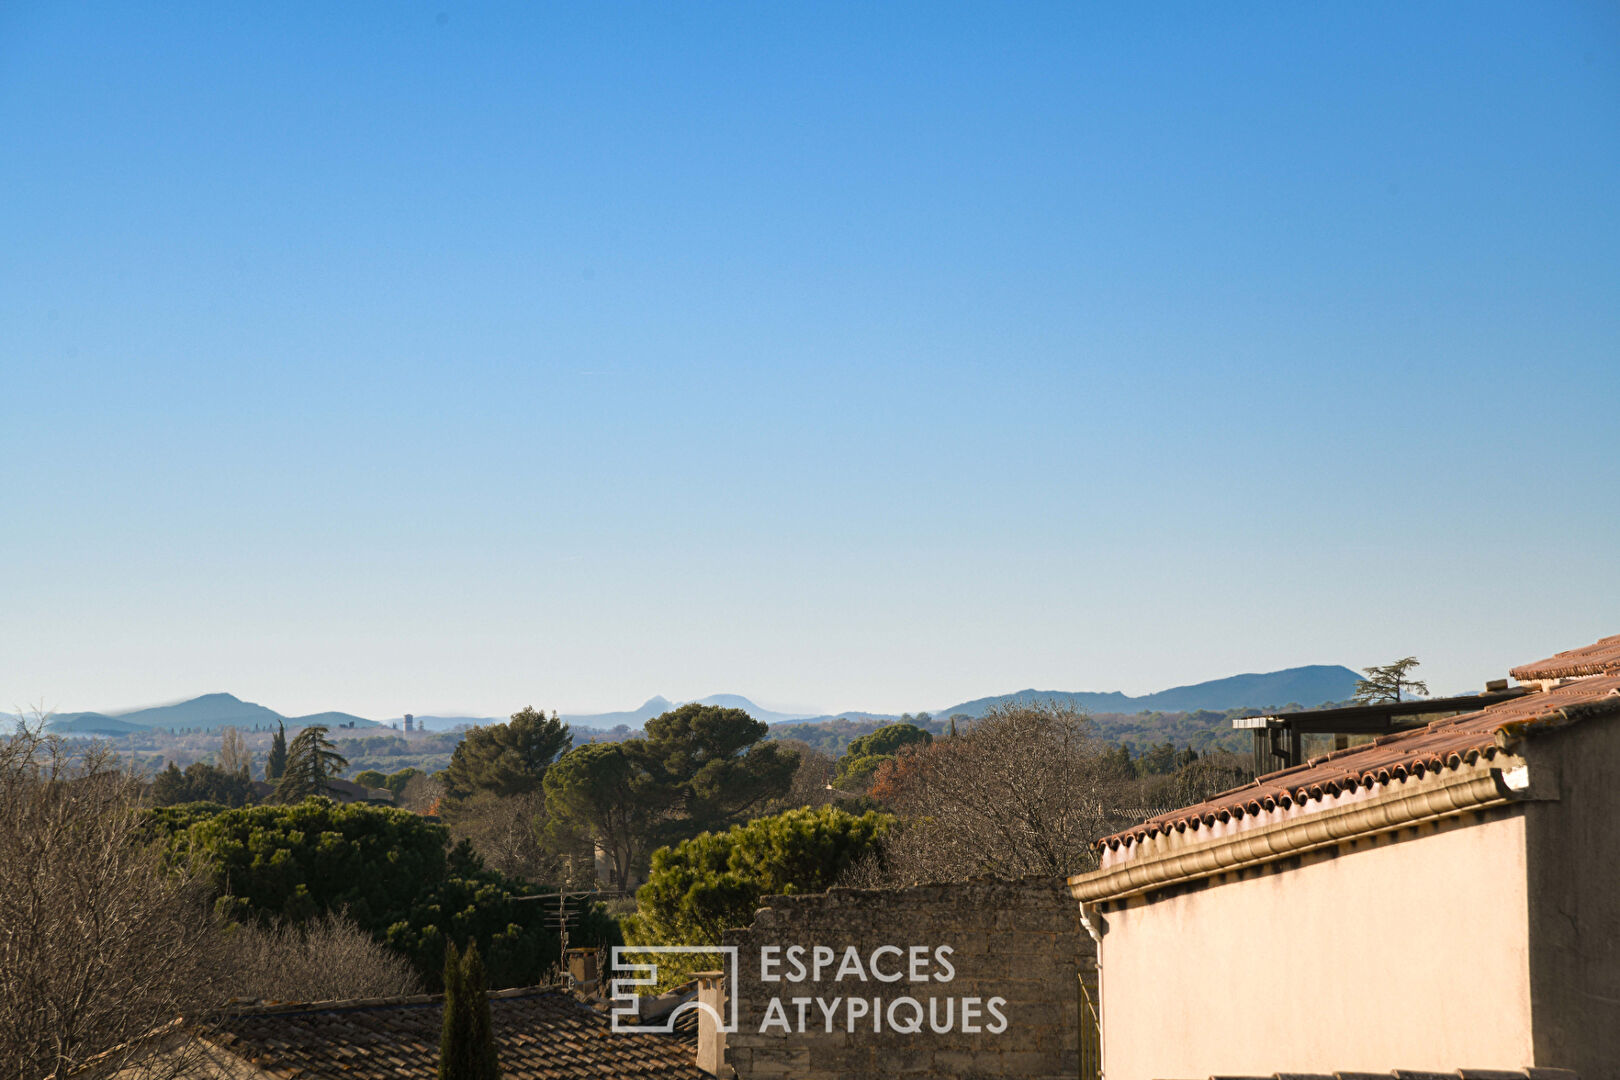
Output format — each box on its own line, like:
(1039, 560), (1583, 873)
(216, 728), (252, 779)
(848, 702), (1128, 886)
(397, 770), (445, 813)
(1139, 749), (1253, 810)
(444, 791), (563, 884)
(214, 912), (422, 1003)
(0, 722), (221, 1080)
(764, 739), (837, 811)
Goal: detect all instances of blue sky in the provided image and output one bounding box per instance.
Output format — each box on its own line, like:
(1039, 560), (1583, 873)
(3, 2), (1617, 719)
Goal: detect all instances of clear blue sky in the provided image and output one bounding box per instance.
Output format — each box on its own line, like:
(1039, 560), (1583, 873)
(3, 2), (1617, 719)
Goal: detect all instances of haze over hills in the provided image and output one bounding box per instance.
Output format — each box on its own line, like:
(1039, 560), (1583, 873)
(17, 665), (1362, 737)
(558, 694), (821, 728)
(17, 692), (817, 736)
(24, 693), (380, 736)
(366, 696), (820, 733)
(929, 665), (1363, 720)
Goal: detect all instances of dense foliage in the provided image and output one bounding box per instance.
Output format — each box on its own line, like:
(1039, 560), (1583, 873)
(627, 805), (892, 948)
(770, 714), (947, 756)
(543, 742), (667, 888)
(336, 732), (465, 777)
(441, 708), (571, 804)
(544, 704), (801, 888)
(150, 761), (255, 807)
(149, 798), (617, 988)
(832, 722), (932, 791)
(640, 704), (800, 832)
(353, 766), (425, 797)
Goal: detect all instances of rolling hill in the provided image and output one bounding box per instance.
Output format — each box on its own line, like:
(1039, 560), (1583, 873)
(559, 694), (819, 729)
(929, 665), (1360, 719)
(31, 693), (382, 734)
(26, 666), (1357, 740)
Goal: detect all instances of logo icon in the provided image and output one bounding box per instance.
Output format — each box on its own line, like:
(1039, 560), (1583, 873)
(609, 945), (739, 1034)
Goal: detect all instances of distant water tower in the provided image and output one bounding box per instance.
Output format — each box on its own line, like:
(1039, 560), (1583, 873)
(403, 714), (414, 733)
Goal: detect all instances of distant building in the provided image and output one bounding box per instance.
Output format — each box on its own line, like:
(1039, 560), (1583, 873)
(403, 713), (414, 733)
(1070, 633), (1620, 1079)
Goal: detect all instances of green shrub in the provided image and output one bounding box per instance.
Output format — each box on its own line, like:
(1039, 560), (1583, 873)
(148, 798), (615, 988)
(628, 805), (891, 948)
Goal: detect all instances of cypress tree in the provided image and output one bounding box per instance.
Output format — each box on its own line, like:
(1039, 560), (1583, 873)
(266, 722), (288, 780)
(438, 941), (500, 1080)
(439, 942), (465, 1080)
(463, 943), (499, 1080)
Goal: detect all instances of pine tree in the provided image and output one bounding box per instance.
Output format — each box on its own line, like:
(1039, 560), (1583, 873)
(273, 725), (349, 802)
(151, 761), (186, 805)
(1354, 657), (1429, 705)
(266, 722), (288, 780)
(438, 941), (500, 1080)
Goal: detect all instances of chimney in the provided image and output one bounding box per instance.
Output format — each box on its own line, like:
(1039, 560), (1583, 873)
(693, 970), (730, 1076)
(565, 947), (598, 994)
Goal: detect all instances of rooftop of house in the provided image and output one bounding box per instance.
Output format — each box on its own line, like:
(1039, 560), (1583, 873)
(1158, 1069), (1577, 1079)
(193, 986), (706, 1080)
(1096, 635), (1620, 855)
(1510, 633), (1620, 681)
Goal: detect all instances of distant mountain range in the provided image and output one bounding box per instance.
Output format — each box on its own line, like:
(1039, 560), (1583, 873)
(24, 694), (383, 736)
(559, 695), (821, 728)
(16, 692), (815, 736)
(18, 665), (1360, 737)
(928, 665), (1362, 720)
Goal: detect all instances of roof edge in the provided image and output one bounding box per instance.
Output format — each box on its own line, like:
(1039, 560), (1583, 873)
(211, 983), (567, 1017)
(1069, 764), (1516, 904)
(1509, 633), (1620, 680)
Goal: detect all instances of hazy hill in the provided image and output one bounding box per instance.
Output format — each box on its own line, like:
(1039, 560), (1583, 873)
(28, 667), (1356, 740)
(559, 696), (675, 728)
(931, 665), (1360, 719)
(109, 693), (290, 731)
(771, 705), (1284, 758)
(37, 712), (147, 735)
(286, 711), (375, 728)
(35, 693), (383, 734)
(692, 694), (821, 723)
(378, 715), (490, 732)
(769, 665), (1361, 756)
(558, 694), (819, 729)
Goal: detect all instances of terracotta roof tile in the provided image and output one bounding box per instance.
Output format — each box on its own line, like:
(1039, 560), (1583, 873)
(201, 988), (705, 1080)
(1158, 1070), (1577, 1079)
(1099, 673), (1620, 852)
(1510, 634), (1620, 680)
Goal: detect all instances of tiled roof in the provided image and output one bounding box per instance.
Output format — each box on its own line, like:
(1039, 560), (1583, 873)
(1510, 633), (1620, 680)
(1098, 673), (1620, 853)
(1158, 1070), (1577, 1079)
(201, 987), (706, 1080)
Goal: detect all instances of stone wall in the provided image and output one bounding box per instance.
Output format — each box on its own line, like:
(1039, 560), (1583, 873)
(720, 878), (1092, 1080)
